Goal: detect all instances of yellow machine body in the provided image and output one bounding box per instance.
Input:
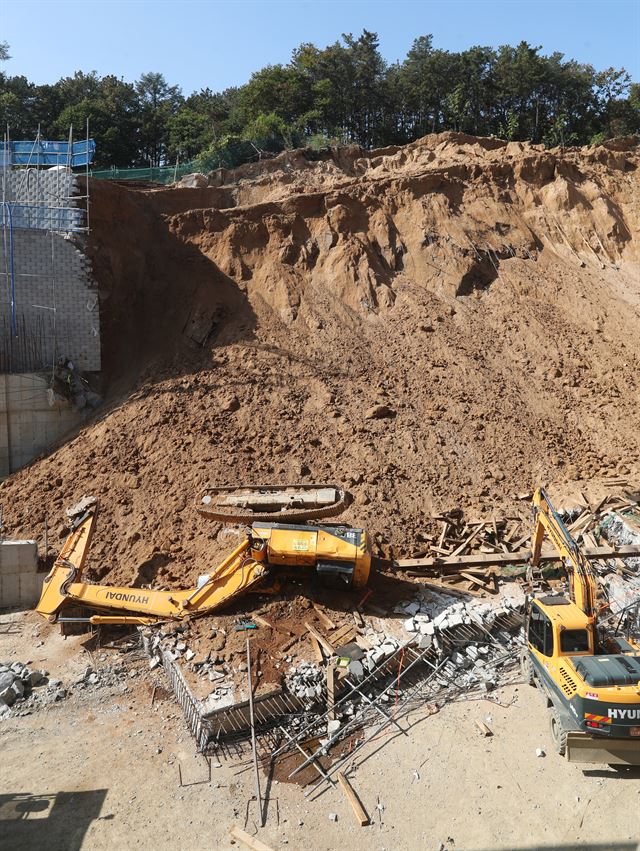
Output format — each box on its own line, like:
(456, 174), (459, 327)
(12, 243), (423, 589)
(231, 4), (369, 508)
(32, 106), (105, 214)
(36, 506), (371, 626)
(524, 488), (640, 764)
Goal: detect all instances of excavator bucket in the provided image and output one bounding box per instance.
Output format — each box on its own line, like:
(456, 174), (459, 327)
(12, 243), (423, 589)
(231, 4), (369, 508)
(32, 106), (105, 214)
(36, 501), (97, 618)
(196, 484), (350, 524)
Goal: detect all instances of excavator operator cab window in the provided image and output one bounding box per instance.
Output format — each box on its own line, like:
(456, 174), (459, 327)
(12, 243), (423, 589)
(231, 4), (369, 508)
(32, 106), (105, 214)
(560, 628), (590, 653)
(528, 604), (554, 657)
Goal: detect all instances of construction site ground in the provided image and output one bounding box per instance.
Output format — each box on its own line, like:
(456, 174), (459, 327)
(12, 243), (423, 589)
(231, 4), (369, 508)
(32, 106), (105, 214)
(1, 608), (639, 851)
(2, 133), (640, 850)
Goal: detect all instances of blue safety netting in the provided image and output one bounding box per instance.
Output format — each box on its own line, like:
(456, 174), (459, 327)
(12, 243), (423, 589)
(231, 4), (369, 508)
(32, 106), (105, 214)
(1, 139), (96, 167)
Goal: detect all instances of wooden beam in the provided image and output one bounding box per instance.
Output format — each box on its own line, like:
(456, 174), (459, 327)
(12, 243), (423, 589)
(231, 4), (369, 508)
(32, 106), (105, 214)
(312, 603), (335, 630)
(230, 826), (274, 851)
(394, 544), (640, 571)
(309, 634), (324, 663)
(459, 571), (496, 592)
(449, 523), (485, 557)
(305, 622), (335, 656)
(337, 772), (369, 826)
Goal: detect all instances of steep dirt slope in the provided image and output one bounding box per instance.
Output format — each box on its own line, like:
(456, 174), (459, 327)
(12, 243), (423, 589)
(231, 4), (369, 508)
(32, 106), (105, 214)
(1, 133), (638, 589)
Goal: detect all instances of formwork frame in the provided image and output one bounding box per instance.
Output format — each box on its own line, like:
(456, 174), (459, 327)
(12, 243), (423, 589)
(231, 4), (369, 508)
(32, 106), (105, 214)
(0, 121), (92, 375)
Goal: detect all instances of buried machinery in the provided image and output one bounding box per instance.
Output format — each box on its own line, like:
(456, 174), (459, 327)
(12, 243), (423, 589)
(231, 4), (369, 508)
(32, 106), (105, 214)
(35, 489), (371, 627)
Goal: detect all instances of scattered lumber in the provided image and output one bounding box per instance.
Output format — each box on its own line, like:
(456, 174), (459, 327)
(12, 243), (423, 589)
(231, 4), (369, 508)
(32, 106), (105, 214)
(312, 603), (335, 630)
(337, 772), (369, 826)
(395, 544), (640, 572)
(230, 826), (274, 851)
(305, 622), (335, 656)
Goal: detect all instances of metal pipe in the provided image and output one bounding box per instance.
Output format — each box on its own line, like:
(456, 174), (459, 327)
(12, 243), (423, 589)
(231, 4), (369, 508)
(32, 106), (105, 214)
(246, 638), (263, 827)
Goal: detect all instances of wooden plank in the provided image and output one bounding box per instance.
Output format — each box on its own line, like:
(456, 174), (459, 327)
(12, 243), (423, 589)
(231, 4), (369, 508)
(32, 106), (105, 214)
(414, 578), (485, 598)
(230, 826), (275, 851)
(395, 544), (640, 571)
(459, 571), (496, 592)
(331, 624), (353, 642)
(337, 772), (369, 826)
(312, 603), (336, 630)
(305, 622), (335, 656)
(309, 634), (324, 663)
(449, 523), (485, 557)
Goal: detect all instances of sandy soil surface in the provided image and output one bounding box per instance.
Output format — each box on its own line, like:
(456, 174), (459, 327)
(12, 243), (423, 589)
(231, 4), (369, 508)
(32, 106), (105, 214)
(1, 609), (639, 851)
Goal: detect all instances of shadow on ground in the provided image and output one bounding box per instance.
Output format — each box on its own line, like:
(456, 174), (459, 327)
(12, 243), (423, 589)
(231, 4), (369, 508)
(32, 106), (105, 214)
(0, 790), (108, 850)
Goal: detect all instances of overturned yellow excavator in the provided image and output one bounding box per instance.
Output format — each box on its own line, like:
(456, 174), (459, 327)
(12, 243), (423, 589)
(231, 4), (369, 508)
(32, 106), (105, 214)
(36, 488), (371, 627)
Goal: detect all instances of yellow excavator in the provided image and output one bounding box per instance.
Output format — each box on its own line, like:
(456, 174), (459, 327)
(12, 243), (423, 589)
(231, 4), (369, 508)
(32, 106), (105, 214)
(36, 493), (371, 627)
(521, 488), (640, 765)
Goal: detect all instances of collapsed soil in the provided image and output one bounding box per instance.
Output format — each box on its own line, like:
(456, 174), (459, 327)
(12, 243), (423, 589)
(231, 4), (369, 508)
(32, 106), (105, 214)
(1, 132), (639, 593)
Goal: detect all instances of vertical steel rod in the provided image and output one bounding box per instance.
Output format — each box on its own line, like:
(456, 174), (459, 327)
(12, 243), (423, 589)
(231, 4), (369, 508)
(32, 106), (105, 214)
(246, 637), (263, 826)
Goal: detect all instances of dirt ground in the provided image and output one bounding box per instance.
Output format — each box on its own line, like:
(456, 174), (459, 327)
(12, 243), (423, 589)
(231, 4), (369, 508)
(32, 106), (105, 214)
(1, 608), (639, 851)
(0, 134), (639, 593)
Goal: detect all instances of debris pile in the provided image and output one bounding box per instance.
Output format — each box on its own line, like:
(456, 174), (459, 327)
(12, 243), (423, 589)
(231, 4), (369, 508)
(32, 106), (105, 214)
(286, 662), (324, 703)
(0, 662), (54, 717)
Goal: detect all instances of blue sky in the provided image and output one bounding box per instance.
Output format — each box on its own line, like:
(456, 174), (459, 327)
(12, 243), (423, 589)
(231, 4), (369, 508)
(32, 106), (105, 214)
(3, 0), (639, 93)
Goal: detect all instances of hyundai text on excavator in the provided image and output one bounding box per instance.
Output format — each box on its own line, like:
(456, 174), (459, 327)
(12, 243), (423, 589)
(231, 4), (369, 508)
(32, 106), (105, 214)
(36, 490), (371, 627)
(521, 488), (640, 765)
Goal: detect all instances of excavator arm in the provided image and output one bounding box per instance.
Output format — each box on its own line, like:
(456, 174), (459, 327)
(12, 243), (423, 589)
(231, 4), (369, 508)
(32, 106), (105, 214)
(531, 487), (599, 618)
(36, 502), (269, 625)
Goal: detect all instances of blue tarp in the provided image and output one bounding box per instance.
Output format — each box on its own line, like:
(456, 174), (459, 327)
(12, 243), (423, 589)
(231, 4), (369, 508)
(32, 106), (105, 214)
(1, 139), (96, 167)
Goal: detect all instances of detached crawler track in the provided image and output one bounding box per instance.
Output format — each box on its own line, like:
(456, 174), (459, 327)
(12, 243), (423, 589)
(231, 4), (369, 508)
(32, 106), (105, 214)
(196, 483), (350, 524)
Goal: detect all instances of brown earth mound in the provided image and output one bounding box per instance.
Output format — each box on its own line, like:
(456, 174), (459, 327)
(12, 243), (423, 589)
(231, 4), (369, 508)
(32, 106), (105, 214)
(1, 133), (638, 590)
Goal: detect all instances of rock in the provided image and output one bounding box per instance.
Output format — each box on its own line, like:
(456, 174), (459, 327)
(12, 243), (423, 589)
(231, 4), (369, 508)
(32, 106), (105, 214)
(184, 649), (195, 662)
(28, 670), (47, 687)
(178, 172), (208, 189)
(0, 671), (15, 693)
(327, 719), (341, 735)
(535, 747), (546, 758)
(221, 395), (240, 413)
(328, 812), (338, 822)
(403, 618), (417, 633)
(365, 404), (396, 420)
(348, 660), (364, 679)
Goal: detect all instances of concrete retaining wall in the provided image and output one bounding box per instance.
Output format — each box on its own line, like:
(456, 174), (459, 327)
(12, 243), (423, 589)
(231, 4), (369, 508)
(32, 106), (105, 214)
(0, 539), (41, 609)
(0, 373), (82, 477)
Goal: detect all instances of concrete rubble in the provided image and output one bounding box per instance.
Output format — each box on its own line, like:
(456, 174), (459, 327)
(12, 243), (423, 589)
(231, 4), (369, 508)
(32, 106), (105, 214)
(0, 661), (52, 718)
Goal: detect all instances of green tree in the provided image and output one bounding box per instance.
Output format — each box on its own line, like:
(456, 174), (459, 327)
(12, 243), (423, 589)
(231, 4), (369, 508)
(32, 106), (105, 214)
(135, 72), (183, 166)
(167, 107), (212, 160)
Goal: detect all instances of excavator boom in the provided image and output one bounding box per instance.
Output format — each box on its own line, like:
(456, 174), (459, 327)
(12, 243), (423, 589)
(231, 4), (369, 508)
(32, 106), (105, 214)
(531, 487), (599, 618)
(36, 503), (269, 624)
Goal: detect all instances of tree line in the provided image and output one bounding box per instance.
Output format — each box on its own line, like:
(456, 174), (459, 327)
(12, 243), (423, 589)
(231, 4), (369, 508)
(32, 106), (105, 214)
(1, 32), (638, 171)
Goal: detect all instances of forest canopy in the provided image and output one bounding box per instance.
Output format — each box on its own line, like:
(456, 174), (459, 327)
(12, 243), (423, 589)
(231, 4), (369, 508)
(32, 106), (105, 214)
(1, 32), (638, 170)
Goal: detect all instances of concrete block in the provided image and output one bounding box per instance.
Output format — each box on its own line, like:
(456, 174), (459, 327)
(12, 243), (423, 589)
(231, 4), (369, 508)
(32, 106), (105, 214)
(19, 573), (43, 607)
(0, 540), (38, 574)
(0, 573), (20, 607)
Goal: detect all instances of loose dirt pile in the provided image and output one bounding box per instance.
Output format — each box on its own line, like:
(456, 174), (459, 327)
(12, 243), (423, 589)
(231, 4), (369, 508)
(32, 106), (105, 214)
(1, 132), (638, 590)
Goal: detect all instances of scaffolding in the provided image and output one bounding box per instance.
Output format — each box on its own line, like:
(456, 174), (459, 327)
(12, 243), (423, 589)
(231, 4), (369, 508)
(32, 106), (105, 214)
(0, 123), (96, 374)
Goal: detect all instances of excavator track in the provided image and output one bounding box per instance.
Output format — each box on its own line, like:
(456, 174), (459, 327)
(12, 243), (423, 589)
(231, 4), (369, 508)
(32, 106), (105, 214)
(196, 484), (350, 524)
